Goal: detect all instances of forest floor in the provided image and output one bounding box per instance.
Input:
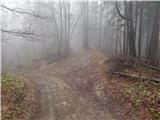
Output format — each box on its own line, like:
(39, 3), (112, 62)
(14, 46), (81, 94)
(1, 74), (35, 120)
(2, 50), (160, 120)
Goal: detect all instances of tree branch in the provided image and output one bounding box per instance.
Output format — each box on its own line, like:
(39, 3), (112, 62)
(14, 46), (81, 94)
(1, 5), (48, 19)
(1, 29), (55, 39)
(115, 2), (130, 21)
(69, 5), (84, 41)
(1, 29), (33, 35)
(114, 72), (160, 83)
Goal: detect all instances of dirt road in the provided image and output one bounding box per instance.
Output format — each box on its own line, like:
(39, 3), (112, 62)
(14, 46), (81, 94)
(21, 51), (117, 120)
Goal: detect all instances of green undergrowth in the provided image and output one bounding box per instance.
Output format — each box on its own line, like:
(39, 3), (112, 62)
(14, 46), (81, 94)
(2, 74), (25, 103)
(1, 73), (30, 120)
(124, 82), (160, 120)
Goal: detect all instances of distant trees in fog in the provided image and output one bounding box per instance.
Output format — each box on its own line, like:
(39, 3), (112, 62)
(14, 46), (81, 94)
(115, 1), (160, 66)
(1, 1), (160, 70)
(80, 1), (160, 67)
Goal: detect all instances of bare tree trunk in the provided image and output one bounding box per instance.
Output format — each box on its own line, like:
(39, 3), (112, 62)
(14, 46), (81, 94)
(146, 16), (151, 57)
(128, 2), (136, 58)
(52, 2), (60, 55)
(66, 0), (70, 53)
(62, 1), (70, 54)
(115, 29), (118, 55)
(148, 3), (160, 66)
(116, 1), (136, 58)
(83, 1), (89, 49)
(59, 2), (63, 55)
(99, 0), (102, 50)
(138, 7), (143, 58)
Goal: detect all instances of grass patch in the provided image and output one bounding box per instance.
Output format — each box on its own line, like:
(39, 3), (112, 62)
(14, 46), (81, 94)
(124, 82), (160, 120)
(1, 73), (31, 120)
(2, 74), (25, 103)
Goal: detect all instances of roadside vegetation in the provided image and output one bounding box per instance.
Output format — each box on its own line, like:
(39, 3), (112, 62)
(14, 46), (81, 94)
(101, 57), (160, 120)
(1, 74), (34, 120)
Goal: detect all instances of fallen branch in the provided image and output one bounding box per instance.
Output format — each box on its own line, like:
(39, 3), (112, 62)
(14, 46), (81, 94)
(141, 64), (160, 71)
(1, 5), (48, 19)
(114, 72), (160, 83)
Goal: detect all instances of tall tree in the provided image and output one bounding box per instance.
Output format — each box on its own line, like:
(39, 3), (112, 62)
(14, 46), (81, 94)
(148, 2), (160, 66)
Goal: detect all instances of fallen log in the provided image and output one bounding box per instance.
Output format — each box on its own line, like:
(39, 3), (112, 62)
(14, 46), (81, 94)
(141, 64), (160, 71)
(145, 65), (160, 71)
(114, 72), (160, 83)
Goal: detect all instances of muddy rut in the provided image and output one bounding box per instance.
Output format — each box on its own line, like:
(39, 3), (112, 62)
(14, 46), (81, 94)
(20, 51), (116, 120)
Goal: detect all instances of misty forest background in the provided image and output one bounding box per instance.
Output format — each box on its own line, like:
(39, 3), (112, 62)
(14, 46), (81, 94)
(1, 1), (160, 120)
(1, 0), (160, 71)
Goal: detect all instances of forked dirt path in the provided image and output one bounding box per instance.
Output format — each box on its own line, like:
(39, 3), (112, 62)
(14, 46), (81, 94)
(20, 50), (117, 120)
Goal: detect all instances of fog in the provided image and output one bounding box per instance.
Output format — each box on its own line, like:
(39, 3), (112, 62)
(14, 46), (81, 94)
(1, 1), (109, 71)
(1, 0), (160, 71)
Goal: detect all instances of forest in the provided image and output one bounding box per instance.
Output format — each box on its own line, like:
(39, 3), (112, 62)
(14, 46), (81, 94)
(1, 0), (160, 120)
